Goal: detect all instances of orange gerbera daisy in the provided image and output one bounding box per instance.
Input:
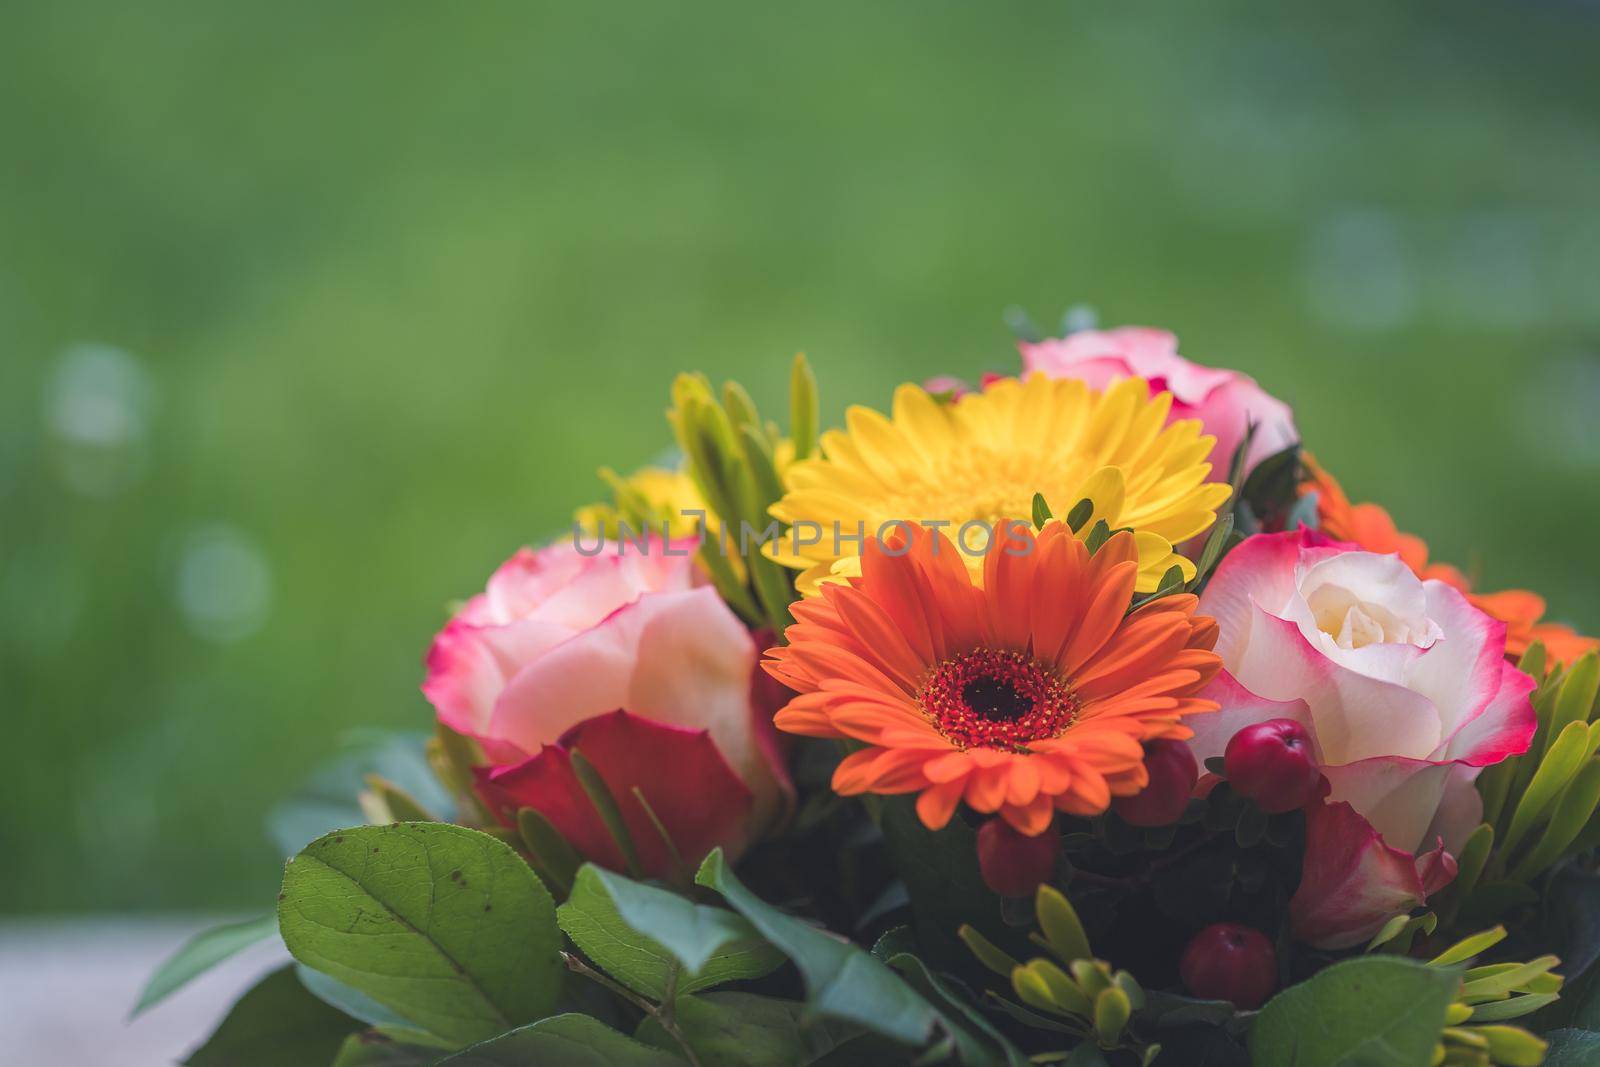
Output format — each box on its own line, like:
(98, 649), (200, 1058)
(1303, 455), (1598, 666)
(763, 521), (1222, 834)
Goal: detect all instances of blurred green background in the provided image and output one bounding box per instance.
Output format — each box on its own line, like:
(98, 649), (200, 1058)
(3, 1), (1598, 912)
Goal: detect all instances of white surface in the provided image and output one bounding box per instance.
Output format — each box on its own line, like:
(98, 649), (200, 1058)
(0, 916), (289, 1066)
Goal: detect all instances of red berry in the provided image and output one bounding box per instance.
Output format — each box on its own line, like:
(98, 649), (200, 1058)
(1180, 923), (1278, 1009)
(1113, 739), (1198, 827)
(1224, 718), (1322, 814)
(975, 819), (1060, 897)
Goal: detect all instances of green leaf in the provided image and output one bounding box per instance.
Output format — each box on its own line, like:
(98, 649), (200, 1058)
(269, 732), (455, 855)
(1065, 497), (1095, 533)
(1549, 654), (1600, 748)
(277, 822), (562, 1048)
(1032, 493), (1053, 529)
(1544, 1028), (1600, 1066)
(1187, 513), (1235, 591)
(434, 1014), (684, 1066)
(362, 774), (438, 823)
(694, 848), (940, 1047)
(296, 965), (453, 1049)
(635, 991), (848, 1067)
(1249, 956), (1460, 1067)
(1237, 443), (1301, 521)
(1036, 885), (1092, 965)
(1511, 756), (1600, 880)
(1503, 720), (1591, 857)
(329, 1032), (440, 1067)
(557, 864), (784, 999)
(570, 749), (644, 878)
(790, 353), (819, 462)
(1545, 864), (1600, 984)
(877, 796), (1013, 968)
(133, 914), (278, 1017)
(886, 950), (1030, 1067)
(517, 807), (581, 898)
(184, 965), (356, 1067)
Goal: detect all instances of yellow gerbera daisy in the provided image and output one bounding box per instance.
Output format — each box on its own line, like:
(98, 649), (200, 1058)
(767, 373), (1231, 594)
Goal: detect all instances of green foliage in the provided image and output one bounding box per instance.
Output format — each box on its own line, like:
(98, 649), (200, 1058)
(1231, 443), (1302, 535)
(516, 807), (581, 898)
(432, 1014), (683, 1067)
(277, 822), (562, 1048)
(635, 992), (850, 1067)
(668, 359), (814, 635)
(1543, 1029), (1600, 1066)
(962, 884), (1154, 1061)
(877, 797), (1012, 968)
(556, 864), (784, 999)
(328, 1033), (439, 1067)
(269, 732), (457, 857)
(1250, 956), (1461, 1067)
(183, 965), (356, 1067)
(883, 948), (1031, 1067)
(133, 913), (277, 1017)
(1468, 650), (1600, 915)
(694, 848), (942, 1049)
(296, 966), (454, 1050)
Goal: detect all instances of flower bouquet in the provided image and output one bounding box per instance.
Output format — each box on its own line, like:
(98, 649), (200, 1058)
(148, 320), (1600, 1066)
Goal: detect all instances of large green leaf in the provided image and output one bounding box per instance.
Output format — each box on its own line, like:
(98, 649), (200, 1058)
(1249, 956), (1461, 1067)
(277, 822), (562, 1047)
(329, 1032), (440, 1067)
(1544, 1029), (1600, 1066)
(296, 965), (453, 1049)
(635, 991), (850, 1067)
(183, 964), (356, 1067)
(133, 913), (277, 1017)
(434, 1014), (685, 1066)
(695, 848), (939, 1048)
(557, 864), (784, 999)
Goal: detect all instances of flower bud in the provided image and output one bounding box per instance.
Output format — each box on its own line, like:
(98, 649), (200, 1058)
(1113, 739), (1198, 827)
(976, 818), (1060, 897)
(1180, 923), (1278, 1009)
(1223, 718), (1322, 813)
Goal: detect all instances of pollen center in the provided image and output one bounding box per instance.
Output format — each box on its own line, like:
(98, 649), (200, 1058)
(919, 647), (1079, 751)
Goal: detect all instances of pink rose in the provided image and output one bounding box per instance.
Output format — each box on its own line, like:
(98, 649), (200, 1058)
(1188, 530), (1536, 948)
(422, 540), (790, 878)
(1019, 327), (1298, 480)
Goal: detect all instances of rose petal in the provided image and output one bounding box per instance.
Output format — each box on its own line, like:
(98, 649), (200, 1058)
(1291, 800), (1427, 950)
(474, 710), (755, 878)
(492, 587), (785, 830)
(1320, 756), (1457, 857)
(1238, 604), (1441, 764)
(1199, 531), (1309, 666)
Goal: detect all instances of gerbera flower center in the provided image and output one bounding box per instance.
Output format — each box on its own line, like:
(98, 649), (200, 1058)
(919, 647), (1079, 751)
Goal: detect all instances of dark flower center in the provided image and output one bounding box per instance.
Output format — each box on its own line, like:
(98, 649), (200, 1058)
(961, 677), (1030, 722)
(919, 647), (1079, 751)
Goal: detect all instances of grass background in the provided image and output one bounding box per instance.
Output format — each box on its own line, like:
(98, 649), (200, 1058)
(3, 1), (1598, 911)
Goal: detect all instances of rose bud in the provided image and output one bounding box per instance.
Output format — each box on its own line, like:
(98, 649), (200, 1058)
(1113, 739), (1198, 827)
(1223, 718), (1322, 814)
(1180, 923), (1278, 1009)
(976, 818), (1060, 897)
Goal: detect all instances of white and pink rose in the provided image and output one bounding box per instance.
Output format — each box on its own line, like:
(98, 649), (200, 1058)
(422, 539), (790, 879)
(1188, 529), (1537, 948)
